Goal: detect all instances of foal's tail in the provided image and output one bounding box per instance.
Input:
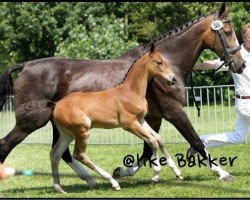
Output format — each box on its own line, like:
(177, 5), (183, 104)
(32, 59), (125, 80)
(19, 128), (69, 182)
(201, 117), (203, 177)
(0, 63), (24, 111)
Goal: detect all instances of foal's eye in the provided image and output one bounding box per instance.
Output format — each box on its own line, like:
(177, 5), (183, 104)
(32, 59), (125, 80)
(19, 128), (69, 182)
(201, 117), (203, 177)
(156, 61), (163, 66)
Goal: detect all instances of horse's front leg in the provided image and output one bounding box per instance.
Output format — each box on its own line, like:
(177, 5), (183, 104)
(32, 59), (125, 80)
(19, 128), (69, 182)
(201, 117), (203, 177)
(149, 78), (234, 182)
(160, 100), (234, 181)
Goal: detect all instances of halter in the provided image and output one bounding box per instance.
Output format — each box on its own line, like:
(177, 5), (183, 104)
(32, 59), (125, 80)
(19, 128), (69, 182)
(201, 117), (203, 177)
(191, 17), (242, 117)
(211, 17), (241, 72)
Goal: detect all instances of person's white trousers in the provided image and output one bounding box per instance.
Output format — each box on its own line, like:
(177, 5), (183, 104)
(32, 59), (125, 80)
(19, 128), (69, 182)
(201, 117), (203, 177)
(201, 98), (250, 148)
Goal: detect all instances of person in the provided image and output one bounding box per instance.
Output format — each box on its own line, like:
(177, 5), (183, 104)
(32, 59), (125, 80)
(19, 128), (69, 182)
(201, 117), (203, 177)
(189, 22), (250, 151)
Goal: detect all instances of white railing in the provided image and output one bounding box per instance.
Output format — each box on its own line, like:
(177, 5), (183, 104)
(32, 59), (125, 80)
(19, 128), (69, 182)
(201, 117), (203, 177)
(1, 85), (247, 144)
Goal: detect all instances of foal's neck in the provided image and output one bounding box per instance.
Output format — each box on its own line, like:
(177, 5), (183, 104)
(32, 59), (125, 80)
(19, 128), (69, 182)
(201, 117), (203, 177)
(123, 54), (151, 98)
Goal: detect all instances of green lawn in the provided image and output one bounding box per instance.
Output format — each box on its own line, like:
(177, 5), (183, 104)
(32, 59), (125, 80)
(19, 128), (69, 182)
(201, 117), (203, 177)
(0, 143), (249, 198)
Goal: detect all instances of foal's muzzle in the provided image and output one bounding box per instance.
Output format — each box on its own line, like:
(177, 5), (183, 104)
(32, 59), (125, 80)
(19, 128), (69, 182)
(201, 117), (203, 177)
(166, 74), (177, 85)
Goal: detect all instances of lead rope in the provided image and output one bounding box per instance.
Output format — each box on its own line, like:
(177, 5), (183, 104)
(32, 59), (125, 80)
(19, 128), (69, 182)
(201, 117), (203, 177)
(190, 71), (200, 117)
(191, 60), (226, 118)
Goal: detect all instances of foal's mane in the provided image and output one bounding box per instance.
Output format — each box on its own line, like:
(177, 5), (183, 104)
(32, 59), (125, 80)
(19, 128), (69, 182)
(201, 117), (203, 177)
(117, 45), (153, 86)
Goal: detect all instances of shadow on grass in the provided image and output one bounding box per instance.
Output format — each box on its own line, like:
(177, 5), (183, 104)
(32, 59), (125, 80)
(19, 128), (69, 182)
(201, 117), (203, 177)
(2, 177), (250, 196)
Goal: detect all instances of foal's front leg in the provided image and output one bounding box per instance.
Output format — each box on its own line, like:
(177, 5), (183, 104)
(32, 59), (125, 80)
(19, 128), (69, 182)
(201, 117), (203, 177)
(142, 121), (183, 180)
(113, 116), (162, 180)
(120, 121), (162, 182)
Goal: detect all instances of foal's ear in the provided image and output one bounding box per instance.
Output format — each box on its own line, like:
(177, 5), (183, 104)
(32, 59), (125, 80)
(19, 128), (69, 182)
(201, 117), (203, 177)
(218, 3), (229, 19)
(149, 43), (156, 55)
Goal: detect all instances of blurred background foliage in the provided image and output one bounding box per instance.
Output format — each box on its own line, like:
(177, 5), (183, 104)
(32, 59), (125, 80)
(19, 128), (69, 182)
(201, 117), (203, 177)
(0, 2), (249, 86)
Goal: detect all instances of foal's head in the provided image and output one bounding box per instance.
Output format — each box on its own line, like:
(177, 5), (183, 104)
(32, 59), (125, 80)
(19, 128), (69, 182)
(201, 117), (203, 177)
(147, 44), (176, 85)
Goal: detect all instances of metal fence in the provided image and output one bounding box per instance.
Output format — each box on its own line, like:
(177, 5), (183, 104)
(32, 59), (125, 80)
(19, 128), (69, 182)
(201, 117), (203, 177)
(0, 85), (248, 145)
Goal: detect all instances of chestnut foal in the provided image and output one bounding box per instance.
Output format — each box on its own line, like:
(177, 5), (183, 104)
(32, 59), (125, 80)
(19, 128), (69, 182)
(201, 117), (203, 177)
(50, 45), (182, 193)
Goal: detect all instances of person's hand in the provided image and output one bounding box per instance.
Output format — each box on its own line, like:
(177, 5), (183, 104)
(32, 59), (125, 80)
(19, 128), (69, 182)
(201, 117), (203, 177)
(0, 163), (8, 179)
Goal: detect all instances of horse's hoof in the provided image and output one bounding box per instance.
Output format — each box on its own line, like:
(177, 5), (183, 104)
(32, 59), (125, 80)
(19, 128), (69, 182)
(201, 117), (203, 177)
(87, 180), (98, 189)
(176, 175), (184, 180)
(112, 167), (123, 178)
(220, 174), (235, 182)
(186, 146), (197, 162)
(113, 185), (121, 191)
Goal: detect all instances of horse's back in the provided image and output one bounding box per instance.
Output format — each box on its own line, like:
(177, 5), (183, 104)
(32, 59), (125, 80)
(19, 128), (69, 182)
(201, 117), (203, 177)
(13, 57), (131, 107)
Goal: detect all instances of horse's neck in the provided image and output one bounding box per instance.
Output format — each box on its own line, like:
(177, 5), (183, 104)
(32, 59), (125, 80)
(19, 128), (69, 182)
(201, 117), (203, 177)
(117, 16), (212, 79)
(117, 45), (147, 62)
(123, 55), (150, 98)
(156, 18), (211, 78)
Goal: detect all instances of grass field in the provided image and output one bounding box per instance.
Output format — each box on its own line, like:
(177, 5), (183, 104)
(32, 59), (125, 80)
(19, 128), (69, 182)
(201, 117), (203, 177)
(0, 143), (249, 198)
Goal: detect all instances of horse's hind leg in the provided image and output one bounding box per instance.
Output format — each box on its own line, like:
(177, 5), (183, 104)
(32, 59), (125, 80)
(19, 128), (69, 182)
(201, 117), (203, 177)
(0, 100), (53, 163)
(0, 125), (33, 162)
(73, 131), (121, 191)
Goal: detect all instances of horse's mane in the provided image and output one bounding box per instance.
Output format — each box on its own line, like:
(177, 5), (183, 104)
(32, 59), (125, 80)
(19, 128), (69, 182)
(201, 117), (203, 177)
(116, 11), (217, 87)
(120, 11), (217, 60)
(145, 11), (217, 50)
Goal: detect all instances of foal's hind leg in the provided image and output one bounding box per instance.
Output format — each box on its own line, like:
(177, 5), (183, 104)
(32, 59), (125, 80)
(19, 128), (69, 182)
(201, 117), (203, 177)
(51, 121), (95, 184)
(50, 130), (74, 193)
(73, 131), (121, 190)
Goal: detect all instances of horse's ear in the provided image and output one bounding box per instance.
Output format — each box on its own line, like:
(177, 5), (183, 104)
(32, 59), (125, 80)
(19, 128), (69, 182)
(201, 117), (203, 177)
(149, 43), (156, 55)
(218, 3), (229, 19)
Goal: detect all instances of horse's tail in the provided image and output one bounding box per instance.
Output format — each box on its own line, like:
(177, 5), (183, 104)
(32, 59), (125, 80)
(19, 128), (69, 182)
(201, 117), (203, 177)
(0, 63), (25, 111)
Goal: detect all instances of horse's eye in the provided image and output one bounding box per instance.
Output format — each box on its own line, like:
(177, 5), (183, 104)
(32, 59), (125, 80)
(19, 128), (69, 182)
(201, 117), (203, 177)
(225, 31), (232, 37)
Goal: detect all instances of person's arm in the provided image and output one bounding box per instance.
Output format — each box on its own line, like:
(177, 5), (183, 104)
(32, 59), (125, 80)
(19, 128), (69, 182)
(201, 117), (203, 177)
(194, 58), (228, 71)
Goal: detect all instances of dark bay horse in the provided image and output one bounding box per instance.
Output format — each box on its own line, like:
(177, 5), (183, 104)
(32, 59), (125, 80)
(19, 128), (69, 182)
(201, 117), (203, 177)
(0, 4), (246, 184)
(51, 47), (181, 193)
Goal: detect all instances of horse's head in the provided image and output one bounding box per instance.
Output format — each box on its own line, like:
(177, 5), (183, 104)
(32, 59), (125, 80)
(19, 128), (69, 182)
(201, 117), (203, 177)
(147, 43), (176, 85)
(204, 3), (246, 74)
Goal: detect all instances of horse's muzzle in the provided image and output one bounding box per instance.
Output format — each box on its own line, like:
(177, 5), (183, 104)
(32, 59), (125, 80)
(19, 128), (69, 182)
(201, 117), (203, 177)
(228, 58), (246, 74)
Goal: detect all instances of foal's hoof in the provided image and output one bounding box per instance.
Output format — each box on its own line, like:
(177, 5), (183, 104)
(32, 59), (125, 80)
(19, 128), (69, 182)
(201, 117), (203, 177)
(175, 175), (184, 180)
(54, 185), (67, 194)
(151, 179), (159, 185)
(151, 176), (159, 185)
(220, 174), (235, 182)
(113, 185), (121, 191)
(112, 167), (123, 178)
